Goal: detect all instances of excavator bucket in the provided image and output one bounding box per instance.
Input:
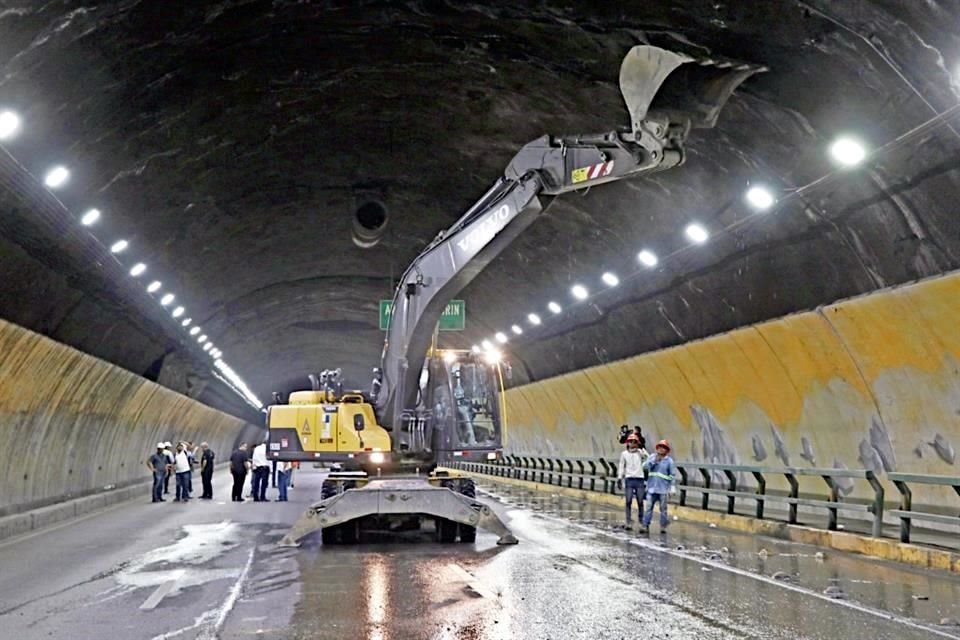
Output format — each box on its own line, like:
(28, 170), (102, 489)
(619, 45), (766, 130)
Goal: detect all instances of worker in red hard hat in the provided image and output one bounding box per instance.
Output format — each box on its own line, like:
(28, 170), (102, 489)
(640, 439), (676, 534)
(617, 433), (649, 529)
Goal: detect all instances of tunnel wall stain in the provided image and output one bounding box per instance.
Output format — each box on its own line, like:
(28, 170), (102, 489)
(504, 270), (960, 507)
(0, 318), (263, 516)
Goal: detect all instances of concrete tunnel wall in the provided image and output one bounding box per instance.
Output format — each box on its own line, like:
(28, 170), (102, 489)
(503, 269), (960, 509)
(0, 317), (263, 517)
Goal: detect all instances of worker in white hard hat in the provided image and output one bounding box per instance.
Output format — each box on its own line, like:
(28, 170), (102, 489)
(146, 443), (169, 503)
(162, 442), (175, 495)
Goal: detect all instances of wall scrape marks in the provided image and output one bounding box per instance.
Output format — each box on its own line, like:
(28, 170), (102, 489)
(0, 318), (260, 515)
(504, 271), (960, 508)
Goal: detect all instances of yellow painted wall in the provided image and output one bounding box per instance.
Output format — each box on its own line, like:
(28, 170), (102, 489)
(505, 271), (960, 506)
(0, 318), (262, 514)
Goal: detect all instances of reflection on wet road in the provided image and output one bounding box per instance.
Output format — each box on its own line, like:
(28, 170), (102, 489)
(3, 470), (959, 639)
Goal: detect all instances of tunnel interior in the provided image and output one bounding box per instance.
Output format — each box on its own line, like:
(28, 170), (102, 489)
(1, 2), (959, 514)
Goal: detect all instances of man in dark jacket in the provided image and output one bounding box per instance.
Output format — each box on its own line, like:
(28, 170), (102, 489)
(229, 443), (249, 502)
(200, 442), (215, 499)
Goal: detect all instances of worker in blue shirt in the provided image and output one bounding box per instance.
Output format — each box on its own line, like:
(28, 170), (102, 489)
(641, 439), (676, 534)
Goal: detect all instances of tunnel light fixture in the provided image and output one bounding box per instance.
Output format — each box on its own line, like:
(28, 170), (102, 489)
(685, 223), (709, 244)
(637, 249), (658, 267)
(171, 306), (185, 318)
(213, 359), (263, 410)
(481, 339), (493, 351)
(44, 166), (70, 189)
(189, 326), (201, 336)
(129, 263), (147, 277)
(495, 331), (508, 344)
(571, 284), (589, 300)
(160, 293), (175, 306)
(442, 350), (458, 365)
(547, 301), (562, 314)
(110, 239), (129, 254)
(527, 312), (542, 326)
(511, 324), (523, 335)
(830, 136), (867, 168)
(471, 344), (481, 354)
(484, 349), (502, 365)
(80, 208), (101, 226)
(202, 342), (212, 352)
(0, 110), (21, 140)
(198, 334), (208, 343)
(181, 317), (192, 327)
(602, 272), (619, 287)
(147, 280), (162, 293)
(745, 186), (775, 211)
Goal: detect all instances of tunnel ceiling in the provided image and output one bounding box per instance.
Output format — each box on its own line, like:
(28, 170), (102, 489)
(1, 1), (960, 415)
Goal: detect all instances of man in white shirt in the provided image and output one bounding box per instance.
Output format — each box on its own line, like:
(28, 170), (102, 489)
(251, 440), (270, 502)
(617, 433), (649, 528)
(174, 442), (192, 502)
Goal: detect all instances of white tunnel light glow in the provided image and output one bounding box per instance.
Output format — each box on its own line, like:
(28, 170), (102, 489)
(80, 209), (101, 226)
(442, 351), (457, 364)
(484, 349), (501, 365)
(471, 344), (482, 353)
(745, 186), (775, 211)
(602, 272), (619, 287)
(129, 263), (147, 277)
(830, 136), (867, 167)
(547, 301), (562, 314)
(181, 318), (192, 327)
(44, 166), (70, 189)
(495, 331), (508, 344)
(147, 280), (162, 293)
(0, 110), (21, 140)
(203, 343), (212, 352)
(527, 313), (541, 326)
(160, 293), (175, 306)
(481, 339), (493, 351)
(637, 250), (658, 267)
(189, 326), (201, 336)
(172, 306), (185, 318)
(198, 334), (208, 343)
(685, 223), (709, 244)
(213, 359), (263, 410)
(571, 284), (588, 300)
(511, 324), (523, 335)
(110, 239), (129, 254)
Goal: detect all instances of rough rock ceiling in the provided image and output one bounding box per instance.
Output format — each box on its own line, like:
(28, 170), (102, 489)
(1, 1), (959, 418)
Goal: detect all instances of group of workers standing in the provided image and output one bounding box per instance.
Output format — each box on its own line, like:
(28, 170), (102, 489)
(146, 441), (215, 503)
(616, 426), (677, 534)
(228, 441), (294, 503)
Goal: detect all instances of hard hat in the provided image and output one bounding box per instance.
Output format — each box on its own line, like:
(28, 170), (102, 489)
(626, 433), (639, 443)
(656, 439), (671, 453)
(157, 442), (165, 449)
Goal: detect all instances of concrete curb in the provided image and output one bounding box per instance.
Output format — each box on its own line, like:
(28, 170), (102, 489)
(0, 481), (148, 541)
(468, 471), (960, 575)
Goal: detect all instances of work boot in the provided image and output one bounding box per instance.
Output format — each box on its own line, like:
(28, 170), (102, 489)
(638, 525), (649, 534)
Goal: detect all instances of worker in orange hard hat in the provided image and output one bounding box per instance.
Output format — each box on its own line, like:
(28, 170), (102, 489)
(640, 439), (676, 534)
(617, 433), (649, 529)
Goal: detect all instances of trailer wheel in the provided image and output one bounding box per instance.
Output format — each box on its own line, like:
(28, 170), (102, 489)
(458, 478), (477, 543)
(321, 526), (338, 545)
(437, 518), (458, 543)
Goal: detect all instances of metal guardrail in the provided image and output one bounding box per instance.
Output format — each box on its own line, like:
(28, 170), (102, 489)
(451, 455), (957, 541)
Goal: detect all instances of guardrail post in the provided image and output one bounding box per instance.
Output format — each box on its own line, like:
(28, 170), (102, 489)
(562, 459), (573, 488)
(536, 458), (546, 484)
(892, 478), (912, 543)
(864, 471), (884, 538)
(598, 458), (613, 494)
(752, 471), (766, 519)
(785, 472), (799, 524)
(723, 469), (737, 515)
(699, 467), (711, 511)
(576, 460), (585, 490)
(545, 459), (555, 485)
(677, 466), (688, 506)
(587, 460), (597, 492)
(822, 474), (839, 531)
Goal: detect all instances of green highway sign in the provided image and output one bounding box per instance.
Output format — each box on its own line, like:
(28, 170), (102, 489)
(379, 299), (465, 331)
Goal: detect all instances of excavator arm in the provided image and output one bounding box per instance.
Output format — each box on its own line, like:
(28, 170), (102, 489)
(373, 44), (764, 447)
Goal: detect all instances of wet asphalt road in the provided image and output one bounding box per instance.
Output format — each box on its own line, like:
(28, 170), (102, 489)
(1, 469), (959, 639)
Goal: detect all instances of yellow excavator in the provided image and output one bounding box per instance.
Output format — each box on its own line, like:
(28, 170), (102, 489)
(272, 44), (764, 546)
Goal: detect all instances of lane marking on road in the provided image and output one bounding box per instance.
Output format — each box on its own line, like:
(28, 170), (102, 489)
(451, 564), (497, 600)
(139, 576), (182, 610)
(489, 490), (960, 640)
(198, 546), (256, 639)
